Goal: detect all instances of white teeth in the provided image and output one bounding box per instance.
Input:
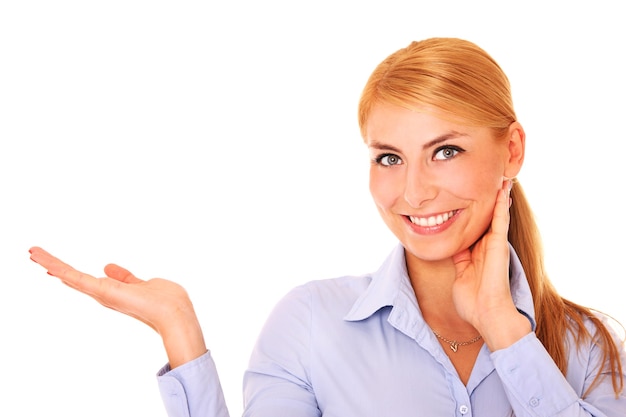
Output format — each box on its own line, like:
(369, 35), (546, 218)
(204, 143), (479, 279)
(409, 210), (456, 227)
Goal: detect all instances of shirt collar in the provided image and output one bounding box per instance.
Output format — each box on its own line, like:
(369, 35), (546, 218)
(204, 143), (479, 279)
(344, 242), (536, 331)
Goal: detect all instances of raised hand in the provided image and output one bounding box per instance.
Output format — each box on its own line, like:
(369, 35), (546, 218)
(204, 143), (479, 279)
(451, 180), (531, 351)
(29, 247), (207, 368)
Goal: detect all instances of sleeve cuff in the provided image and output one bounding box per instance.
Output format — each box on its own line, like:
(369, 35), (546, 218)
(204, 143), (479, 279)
(157, 351), (229, 417)
(491, 332), (579, 415)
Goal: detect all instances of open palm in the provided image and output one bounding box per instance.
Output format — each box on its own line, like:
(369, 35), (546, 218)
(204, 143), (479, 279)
(29, 246), (206, 368)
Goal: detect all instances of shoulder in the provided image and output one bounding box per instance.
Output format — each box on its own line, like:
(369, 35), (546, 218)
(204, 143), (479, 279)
(301, 274), (373, 297)
(252, 274), (375, 352)
(570, 308), (625, 342)
(564, 308), (626, 362)
(276, 274), (374, 314)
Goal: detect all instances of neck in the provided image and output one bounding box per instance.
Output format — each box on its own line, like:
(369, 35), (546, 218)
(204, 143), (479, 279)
(405, 250), (455, 308)
(405, 249), (476, 334)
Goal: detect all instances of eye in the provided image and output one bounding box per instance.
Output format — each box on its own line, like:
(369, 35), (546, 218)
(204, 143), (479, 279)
(433, 146), (463, 161)
(376, 153), (403, 166)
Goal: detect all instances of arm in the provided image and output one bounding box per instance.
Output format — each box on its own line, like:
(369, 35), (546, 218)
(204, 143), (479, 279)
(451, 179), (532, 351)
(243, 285), (320, 417)
(29, 246), (206, 367)
(30, 247), (323, 417)
(29, 247), (229, 417)
(451, 182), (626, 415)
(492, 330), (626, 416)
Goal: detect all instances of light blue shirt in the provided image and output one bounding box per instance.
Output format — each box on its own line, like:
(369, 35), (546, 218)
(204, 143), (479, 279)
(157, 244), (626, 416)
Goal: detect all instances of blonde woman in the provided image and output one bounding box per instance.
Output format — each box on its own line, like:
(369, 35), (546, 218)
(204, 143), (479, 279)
(30, 37), (625, 416)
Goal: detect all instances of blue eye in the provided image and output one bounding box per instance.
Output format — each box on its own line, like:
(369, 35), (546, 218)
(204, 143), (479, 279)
(433, 146), (462, 160)
(376, 154), (402, 166)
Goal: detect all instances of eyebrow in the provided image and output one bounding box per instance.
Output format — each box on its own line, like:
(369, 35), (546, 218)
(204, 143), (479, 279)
(368, 131), (469, 152)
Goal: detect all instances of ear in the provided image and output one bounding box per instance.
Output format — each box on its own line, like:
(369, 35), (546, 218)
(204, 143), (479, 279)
(503, 121), (525, 178)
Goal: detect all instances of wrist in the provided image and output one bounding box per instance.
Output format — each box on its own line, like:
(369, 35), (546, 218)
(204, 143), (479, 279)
(479, 310), (532, 351)
(160, 309), (207, 369)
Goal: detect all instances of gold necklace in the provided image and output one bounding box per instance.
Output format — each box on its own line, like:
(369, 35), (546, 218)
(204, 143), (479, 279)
(432, 330), (483, 353)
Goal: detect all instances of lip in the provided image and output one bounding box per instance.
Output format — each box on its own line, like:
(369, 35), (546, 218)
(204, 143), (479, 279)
(404, 209), (461, 235)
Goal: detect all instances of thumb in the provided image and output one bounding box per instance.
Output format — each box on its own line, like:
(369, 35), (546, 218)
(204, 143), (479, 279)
(104, 263), (142, 284)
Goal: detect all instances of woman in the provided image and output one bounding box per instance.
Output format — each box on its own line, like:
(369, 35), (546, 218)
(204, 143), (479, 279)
(29, 37), (625, 416)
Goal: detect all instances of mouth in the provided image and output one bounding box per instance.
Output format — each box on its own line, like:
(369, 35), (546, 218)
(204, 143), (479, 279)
(408, 210), (458, 227)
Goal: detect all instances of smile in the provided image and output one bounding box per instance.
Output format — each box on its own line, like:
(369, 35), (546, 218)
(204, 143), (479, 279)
(408, 210), (458, 227)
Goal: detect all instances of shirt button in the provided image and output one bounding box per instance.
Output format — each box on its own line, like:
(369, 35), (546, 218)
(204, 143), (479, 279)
(529, 397), (540, 407)
(459, 404), (469, 414)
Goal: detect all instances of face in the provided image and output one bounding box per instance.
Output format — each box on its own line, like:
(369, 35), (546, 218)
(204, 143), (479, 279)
(366, 102), (522, 263)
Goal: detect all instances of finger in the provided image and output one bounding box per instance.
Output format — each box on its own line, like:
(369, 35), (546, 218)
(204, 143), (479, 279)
(29, 246), (106, 297)
(29, 246), (75, 271)
(104, 263), (142, 284)
(489, 180), (512, 238)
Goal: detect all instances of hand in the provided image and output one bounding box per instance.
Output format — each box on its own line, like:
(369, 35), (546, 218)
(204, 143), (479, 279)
(29, 247), (207, 368)
(451, 180), (531, 350)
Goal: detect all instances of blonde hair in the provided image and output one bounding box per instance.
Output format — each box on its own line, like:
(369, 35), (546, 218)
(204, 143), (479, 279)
(358, 37), (624, 397)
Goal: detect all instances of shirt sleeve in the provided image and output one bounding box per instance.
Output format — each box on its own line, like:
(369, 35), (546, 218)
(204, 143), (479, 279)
(157, 351), (230, 417)
(242, 284), (321, 417)
(155, 284), (320, 417)
(491, 332), (626, 417)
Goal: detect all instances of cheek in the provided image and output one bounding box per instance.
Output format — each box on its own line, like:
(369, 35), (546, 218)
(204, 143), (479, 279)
(369, 168), (398, 209)
(450, 161), (502, 201)
(454, 172), (501, 230)
(453, 178), (495, 201)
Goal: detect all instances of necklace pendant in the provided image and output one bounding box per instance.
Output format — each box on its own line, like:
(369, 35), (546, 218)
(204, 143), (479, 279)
(450, 342), (459, 353)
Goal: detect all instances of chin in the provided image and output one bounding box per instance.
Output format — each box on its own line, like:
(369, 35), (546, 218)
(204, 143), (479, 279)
(401, 240), (460, 263)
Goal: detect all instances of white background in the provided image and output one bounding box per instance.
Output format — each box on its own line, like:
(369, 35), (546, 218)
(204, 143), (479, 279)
(1, 1), (624, 416)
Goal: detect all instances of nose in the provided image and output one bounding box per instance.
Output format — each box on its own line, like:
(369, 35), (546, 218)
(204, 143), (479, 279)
(403, 165), (436, 209)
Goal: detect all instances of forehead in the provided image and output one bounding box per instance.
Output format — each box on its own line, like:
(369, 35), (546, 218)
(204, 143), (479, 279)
(365, 102), (486, 148)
